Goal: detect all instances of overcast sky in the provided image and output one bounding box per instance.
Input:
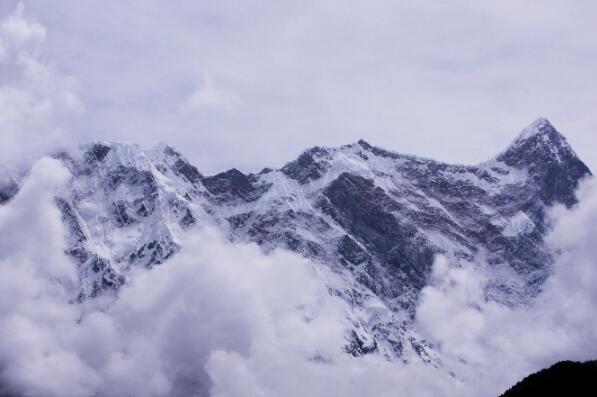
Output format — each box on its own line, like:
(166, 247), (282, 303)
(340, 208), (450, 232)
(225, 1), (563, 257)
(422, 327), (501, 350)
(1, 0), (596, 174)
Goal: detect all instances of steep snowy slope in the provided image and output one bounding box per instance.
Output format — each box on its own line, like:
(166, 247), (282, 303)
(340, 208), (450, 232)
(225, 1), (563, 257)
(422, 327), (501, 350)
(1, 118), (590, 363)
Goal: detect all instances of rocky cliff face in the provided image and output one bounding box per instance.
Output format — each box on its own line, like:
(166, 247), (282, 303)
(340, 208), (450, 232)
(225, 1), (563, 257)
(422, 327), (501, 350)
(2, 118), (590, 363)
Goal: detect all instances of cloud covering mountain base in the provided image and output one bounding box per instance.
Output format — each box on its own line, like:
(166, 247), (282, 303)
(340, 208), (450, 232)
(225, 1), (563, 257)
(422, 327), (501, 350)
(1, 160), (596, 397)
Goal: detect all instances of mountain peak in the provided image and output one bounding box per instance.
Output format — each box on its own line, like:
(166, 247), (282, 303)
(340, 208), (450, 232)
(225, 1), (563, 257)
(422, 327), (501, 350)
(516, 117), (553, 141)
(497, 118), (578, 166)
(496, 118), (591, 206)
(356, 139), (372, 149)
(508, 117), (569, 152)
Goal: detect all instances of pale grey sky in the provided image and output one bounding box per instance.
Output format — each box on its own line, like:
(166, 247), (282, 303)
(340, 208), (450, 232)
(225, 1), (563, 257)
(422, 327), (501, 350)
(1, 0), (596, 174)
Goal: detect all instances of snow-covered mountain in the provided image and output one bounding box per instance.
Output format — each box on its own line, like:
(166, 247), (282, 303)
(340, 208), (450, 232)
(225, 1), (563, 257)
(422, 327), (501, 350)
(0, 117), (590, 363)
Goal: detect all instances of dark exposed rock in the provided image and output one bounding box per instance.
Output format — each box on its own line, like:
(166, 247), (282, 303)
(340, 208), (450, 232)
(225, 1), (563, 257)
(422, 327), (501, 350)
(321, 173), (433, 291)
(371, 322), (405, 357)
(227, 212), (253, 229)
(66, 247), (89, 263)
(259, 167), (274, 175)
(337, 235), (371, 266)
(108, 166), (159, 197)
(174, 159), (203, 184)
(112, 200), (137, 227)
(106, 166), (159, 219)
(65, 247), (124, 299)
(0, 179), (18, 204)
(344, 330), (379, 357)
(55, 197), (87, 242)
(87, 255), (125, 297)
(179, 208), (196, 228)
(128, 237), (179, 268)
(162, 145), (203, 184)
(136, 202), (150, 217)
(281, 147), (331, 184)
(203, 168), (270, 202)
(85, 143), (112, 163)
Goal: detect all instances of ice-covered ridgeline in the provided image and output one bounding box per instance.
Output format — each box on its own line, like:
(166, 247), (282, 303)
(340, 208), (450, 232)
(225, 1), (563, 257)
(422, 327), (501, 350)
(0, 117), (590, 363)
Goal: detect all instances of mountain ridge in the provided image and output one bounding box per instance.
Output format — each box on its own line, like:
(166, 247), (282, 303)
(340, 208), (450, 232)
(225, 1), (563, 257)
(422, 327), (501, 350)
(78, 118), (579, 179)
(0, 118), (592, 364)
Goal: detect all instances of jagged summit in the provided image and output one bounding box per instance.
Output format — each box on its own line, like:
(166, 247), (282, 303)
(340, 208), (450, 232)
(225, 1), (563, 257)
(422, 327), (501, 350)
(498, 117), (579, 164)
(515, 117), (554, 141)
(496, 118), (590, 206)
(79, 117), (587, 187)
(281, 118), (586, 187)
(513, 117), (569, 145)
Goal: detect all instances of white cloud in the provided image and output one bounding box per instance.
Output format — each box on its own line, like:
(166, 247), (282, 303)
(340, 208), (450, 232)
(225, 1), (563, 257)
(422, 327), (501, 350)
(0, 2), (45, 54)
(0, 3), (81, 172)
(182, 71), (241, 113)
